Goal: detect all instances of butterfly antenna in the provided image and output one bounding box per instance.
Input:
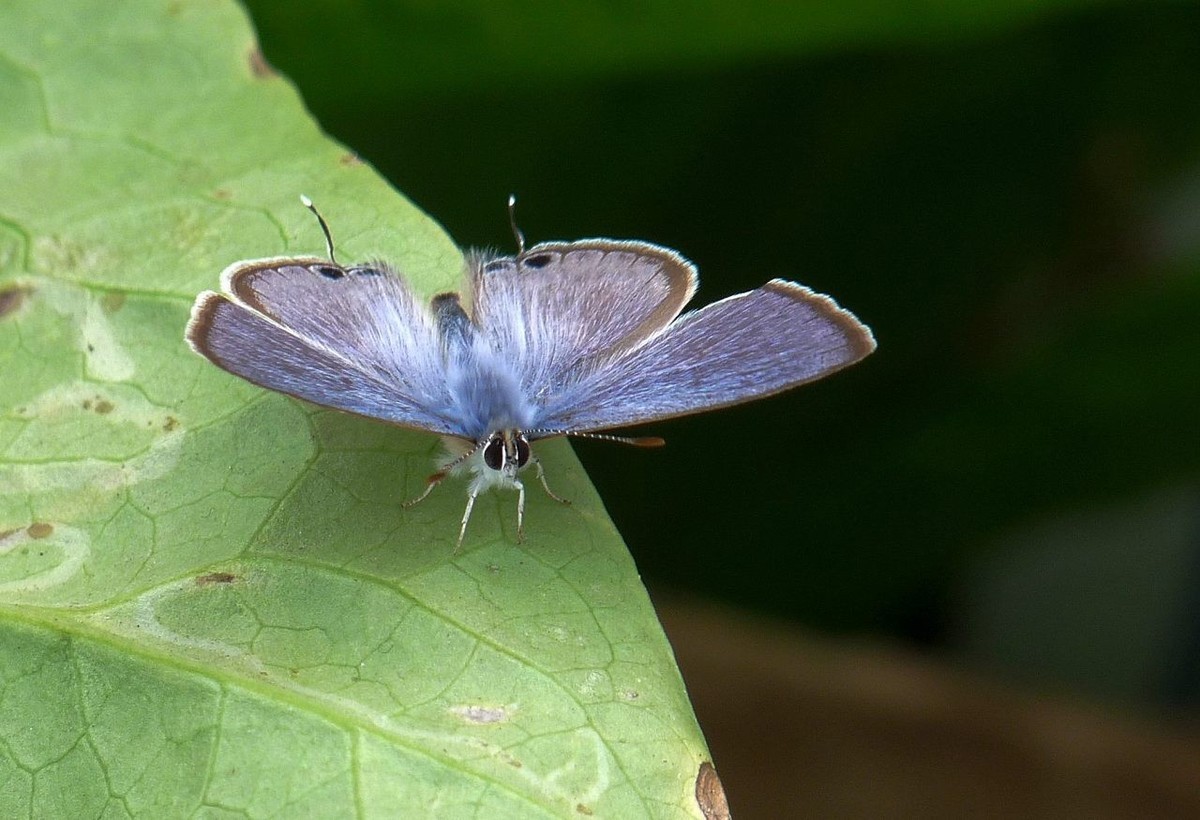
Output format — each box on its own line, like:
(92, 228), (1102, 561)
(528, 429), (666, 448)
(300, 194), (339, 265)
(507, 194), (526, 256)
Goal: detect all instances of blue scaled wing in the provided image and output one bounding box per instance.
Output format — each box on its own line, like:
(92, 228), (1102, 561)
(186, 257), (464, 437)
(470, 241), (697, 403)
(533, 279), (876, 433)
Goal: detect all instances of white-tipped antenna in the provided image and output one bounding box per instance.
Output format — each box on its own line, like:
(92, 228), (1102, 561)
(507, 194), (526, 256)
(300, 194), (339, 265)
(528, 429), (666, 448)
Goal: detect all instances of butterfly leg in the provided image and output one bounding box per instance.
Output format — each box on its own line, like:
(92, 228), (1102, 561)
(515, 478), (526, 544)
(455, 489), (479, 552)
(532, 456), (572, 506)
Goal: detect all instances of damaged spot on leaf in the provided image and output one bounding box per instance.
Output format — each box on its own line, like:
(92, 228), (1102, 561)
(248, 48), (276, 79)
(26, 522), (54, 539)
(0, 285), (29, 319)
(695, 762), (730, 820)
(163, 416), (179, 432)
(450, 704), (511, 725)
(94, 399), (114, 414)
(576, 804), (594, 816)
(195, 571), (237, 586)
(101, 292), (125, 314)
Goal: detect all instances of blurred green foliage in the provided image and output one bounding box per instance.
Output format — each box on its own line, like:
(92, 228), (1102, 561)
(244, 1), (1200, 650)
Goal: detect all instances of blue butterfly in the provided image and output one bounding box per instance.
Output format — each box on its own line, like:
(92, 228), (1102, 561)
(187, 198), (875, 547)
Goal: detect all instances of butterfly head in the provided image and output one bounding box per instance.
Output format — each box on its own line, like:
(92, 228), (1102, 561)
(481, 429), (531, 480)
(410, 428), (568, 549)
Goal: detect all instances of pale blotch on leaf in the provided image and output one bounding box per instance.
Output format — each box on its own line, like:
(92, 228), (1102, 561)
(38, 281), (135, 382)
(450, 704), (514, 725)
(33, 235), (111, 277)
(1, 383), (184, 494)
(0, 524), (91, 594)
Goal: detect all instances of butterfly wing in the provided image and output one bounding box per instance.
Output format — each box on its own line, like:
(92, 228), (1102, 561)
(187, 257), (464, 437)
(470, 241), (697, 401)
(533, 279), (875, 432)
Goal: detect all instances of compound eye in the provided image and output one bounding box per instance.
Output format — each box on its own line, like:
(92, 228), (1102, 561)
(514, 435), (531, 467)
(482, 438), (504, 471)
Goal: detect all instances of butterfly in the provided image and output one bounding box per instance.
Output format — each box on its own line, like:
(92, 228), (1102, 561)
(186, 197), (876, 547)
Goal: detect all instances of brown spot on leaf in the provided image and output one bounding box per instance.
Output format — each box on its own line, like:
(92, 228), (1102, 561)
(101, 292), (125, 314)
(695, 762), (730, 820)
(163, 416), (179, 432)
(0, 529), (17, 541)
(93, 399), (114, 414)
(576, 804), (594, 816)
(26, 522), (54, 539)
(339, 152), (362, 166)
(213, 188), (232, 200)
(82, 399), (92, 410)
(196, 572), (237, 586)
(248, 48), (276, 79)
(0, 286), (28, 319)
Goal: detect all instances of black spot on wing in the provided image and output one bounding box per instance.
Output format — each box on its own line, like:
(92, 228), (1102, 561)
(521, 253), (552, 269)
(314, 265), (344, 280)
(483, 259), (515, 274)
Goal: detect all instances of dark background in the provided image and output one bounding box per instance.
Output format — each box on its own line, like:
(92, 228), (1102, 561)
(242, 0), (1200, 714)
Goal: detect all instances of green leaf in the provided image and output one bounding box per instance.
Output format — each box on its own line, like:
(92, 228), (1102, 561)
(0, 2), (710, 817)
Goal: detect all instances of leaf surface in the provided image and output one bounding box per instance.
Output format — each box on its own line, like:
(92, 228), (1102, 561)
(0, 2), (709, 816)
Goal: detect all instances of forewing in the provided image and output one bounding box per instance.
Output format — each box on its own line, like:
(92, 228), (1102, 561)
(534, 279), (876, 432)
(220, 256), (449, 410)
(470, 241), (697, 399)
(188, 258), (462, 436)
